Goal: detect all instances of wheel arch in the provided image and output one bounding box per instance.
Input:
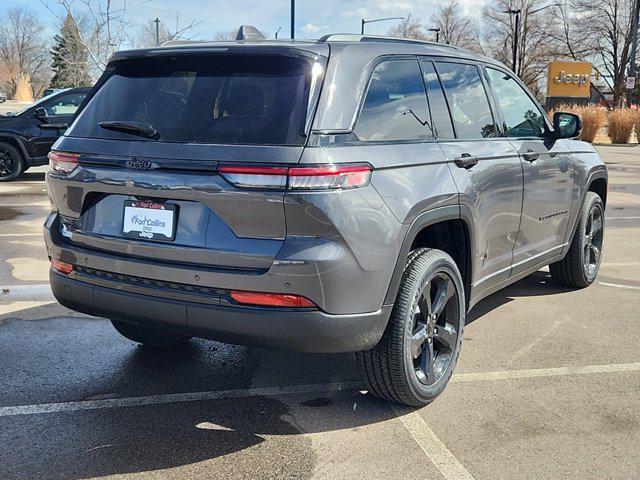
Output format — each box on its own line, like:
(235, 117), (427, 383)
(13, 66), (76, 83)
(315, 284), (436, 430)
(0, 132), (29, 161)
(383, 205), (475, 310)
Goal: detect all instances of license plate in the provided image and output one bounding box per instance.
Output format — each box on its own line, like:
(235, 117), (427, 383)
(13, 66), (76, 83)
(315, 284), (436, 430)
(122, 200), (176, 241)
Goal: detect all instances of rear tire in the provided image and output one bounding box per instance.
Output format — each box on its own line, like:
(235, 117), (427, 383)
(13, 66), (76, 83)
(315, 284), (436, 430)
(550, 192), (604, 288)
(110, 319), (192, 348)
(356, 248), (465, 407)
(0, 142), (24, 182)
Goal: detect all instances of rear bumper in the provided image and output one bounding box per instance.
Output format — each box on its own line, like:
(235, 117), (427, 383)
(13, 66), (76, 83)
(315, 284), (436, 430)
(50, 271), (391, 353)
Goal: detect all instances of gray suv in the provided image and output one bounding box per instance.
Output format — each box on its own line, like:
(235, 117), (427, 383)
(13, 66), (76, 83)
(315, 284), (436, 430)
(44, 33), (607, 407)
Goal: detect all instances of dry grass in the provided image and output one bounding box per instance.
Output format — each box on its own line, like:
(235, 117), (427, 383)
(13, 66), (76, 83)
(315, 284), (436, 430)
(607, 108), (638, 144)
(549, 104), (608, 143)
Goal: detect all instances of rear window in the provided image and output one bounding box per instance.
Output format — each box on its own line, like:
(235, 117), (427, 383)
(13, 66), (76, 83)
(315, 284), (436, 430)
(68, 54), (317, 146)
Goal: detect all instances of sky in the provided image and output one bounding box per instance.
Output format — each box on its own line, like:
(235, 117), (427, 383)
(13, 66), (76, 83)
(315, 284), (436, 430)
(1, 0), (487, 44)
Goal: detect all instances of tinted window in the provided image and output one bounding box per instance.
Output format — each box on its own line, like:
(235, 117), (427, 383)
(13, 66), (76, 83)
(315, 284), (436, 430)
(486, 68), (546, 138)
(420, 61), (455, 139)
(43, 92), (86, 116)
(356, 59), (431, 142)
(68, 55), (315, 145)
(435, 62), (496, 139)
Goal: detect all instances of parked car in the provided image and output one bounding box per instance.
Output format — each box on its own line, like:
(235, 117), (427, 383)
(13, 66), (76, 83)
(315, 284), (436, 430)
(44, 31), (607, 407)
(0, 92), (7, 103)
(41, 88), (64, 98)
(0, 87), (90, 181)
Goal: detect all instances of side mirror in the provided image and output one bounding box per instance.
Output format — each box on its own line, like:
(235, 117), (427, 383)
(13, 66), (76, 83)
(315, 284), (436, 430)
(552, 111), (582, 140)
(34, 107), (48, 118)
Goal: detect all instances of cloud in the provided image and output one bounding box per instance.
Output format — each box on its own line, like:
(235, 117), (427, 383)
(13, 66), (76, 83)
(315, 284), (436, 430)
(301, 23), (330, 35)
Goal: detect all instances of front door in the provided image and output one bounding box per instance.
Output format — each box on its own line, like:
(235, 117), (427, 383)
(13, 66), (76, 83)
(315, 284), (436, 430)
(484, 67), (574, 273)
(428, 60), (524, 293)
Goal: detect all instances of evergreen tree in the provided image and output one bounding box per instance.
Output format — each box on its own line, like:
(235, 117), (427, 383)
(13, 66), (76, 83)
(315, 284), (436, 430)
(50, 13), (92, 88)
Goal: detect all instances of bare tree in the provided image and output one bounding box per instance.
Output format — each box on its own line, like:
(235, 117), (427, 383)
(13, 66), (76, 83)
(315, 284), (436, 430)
(212, 30), (237, 41)
(135, 14), (202, 48)
(387, 14), (426, 40)
(552, 0), (634, 106)
(0, 7), (49, 98)
(481, 0), (562, 96)
(430, 0), (479, 50)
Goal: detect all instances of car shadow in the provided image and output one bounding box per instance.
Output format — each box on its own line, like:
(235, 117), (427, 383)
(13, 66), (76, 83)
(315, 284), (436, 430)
(467, 270), (575, 324)
(19, 171), (46, 181)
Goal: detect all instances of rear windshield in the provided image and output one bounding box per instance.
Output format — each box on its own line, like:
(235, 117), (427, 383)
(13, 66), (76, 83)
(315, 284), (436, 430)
(68, 54), (316, 146)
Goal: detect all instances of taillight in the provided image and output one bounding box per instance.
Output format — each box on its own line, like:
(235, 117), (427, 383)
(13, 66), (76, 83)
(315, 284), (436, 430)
(48, 151), (79, 174)
(51, 258), (74, 275)
(218, 163), (372, 191)
(230, 290), (316, 308)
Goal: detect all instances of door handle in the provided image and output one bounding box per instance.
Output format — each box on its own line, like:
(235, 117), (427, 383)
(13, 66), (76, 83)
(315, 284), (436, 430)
(523, 149), (540, 162)
(454, 153), (479, 169)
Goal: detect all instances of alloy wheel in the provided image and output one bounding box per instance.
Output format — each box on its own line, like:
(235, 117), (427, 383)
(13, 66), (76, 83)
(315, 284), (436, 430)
(583, 203), (604, 278)
(410, 272), (460, 386)
(0, 148), (18, 178)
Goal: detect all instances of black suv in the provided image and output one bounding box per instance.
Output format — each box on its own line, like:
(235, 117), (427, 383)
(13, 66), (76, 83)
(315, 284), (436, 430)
(0, 87), (89, 181)
(45, 34), (606, 406)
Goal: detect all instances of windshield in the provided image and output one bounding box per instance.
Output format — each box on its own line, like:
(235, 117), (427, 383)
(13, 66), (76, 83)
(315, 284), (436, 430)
(67, 54), (319, 146)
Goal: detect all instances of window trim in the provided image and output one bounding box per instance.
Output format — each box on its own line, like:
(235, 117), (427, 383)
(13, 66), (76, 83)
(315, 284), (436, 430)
(417, 59), (455, 141)
(432, 60), (500, 141)
(352, 55), (436, 144)
(482, 65), (552, 140)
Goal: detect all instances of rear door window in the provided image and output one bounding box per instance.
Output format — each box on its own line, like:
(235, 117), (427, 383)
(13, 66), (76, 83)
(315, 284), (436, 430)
(355, 59), (432, 142)
(435, 62), (497, 139)
(419, 60), (455, 140)
(68, 54), (317, 146)
(485, 67), (547, 138)
(43, 92), (86, 117)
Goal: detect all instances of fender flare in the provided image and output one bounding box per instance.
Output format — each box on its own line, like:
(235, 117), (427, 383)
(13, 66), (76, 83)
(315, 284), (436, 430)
(383, 204), (476, 306)
(564, 167), (608, 251)
(0, 131), (30, 161)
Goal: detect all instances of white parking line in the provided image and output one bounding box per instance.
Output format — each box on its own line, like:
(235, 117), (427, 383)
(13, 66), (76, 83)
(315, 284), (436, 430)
(0, 381), (362, 417)
(393, 405), (475, 480)
(0, 233), (42, 238)
(608, 216), (640, 220)
(0, 203), (49, 208)
(452, 362), (640, 382)
(598, 281), (640, 290)
(1, 284), (53, 300)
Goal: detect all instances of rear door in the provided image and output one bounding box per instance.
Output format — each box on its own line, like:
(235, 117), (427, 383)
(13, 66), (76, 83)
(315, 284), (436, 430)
(52, 51), (326, 270)
(484, 66), (574, 272)
(424, 59), (523, 293)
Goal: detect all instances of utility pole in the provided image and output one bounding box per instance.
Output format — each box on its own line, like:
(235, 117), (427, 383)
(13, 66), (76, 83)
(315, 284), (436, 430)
(291, 0), (295, 39)
(627, 0), (640, 107)
(154, 17), (161, 46)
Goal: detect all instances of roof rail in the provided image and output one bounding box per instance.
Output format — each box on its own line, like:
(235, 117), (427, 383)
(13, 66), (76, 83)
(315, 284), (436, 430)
(317, 34), (460, 50)
(160, 39), (207, 47)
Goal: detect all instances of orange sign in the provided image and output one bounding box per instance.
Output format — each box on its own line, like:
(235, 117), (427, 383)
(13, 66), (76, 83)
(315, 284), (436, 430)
(547, 61), (592, 98)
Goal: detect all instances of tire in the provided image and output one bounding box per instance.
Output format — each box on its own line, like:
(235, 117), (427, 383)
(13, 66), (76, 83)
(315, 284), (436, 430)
(110, 319), (192, 348)
(0, 142), (24, 182)
(356, 248), (465, 407)
(550, 192), (604, 288)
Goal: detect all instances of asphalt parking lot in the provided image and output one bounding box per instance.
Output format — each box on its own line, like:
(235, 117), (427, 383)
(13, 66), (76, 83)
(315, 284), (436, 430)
(1, 146), (639, 480)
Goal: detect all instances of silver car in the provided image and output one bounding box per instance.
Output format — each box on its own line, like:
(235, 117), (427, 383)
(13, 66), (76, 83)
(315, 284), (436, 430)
(44, 31), (607, 406)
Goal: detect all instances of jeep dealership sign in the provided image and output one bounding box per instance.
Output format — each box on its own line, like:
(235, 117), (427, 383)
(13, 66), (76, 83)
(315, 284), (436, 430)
(547, 61), (592, 99)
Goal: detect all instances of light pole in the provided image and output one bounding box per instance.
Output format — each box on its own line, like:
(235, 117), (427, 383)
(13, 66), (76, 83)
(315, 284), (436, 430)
(627, 0), (640, 106)
(503, 9), (521, 74)
(427, 27), (441, 43)
(291, 0), (295, 39)
(361, 17), (404, 35)
(275, 26), (282, 39)
(154, 17), (161, 46)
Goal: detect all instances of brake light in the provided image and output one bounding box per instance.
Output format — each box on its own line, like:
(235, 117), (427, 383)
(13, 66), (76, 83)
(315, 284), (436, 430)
(48, 151), (79, 174)
(51, 259), (74, 275)
(218, 163), (372, 190)
(230, 290), (316, 308)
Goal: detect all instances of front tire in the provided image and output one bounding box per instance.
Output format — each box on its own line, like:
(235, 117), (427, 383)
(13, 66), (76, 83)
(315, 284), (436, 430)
(0, 142), (24, 182)
(550, 192), (604, 288)
(356, 248), (465, 407)
(111, 319), (192, 348)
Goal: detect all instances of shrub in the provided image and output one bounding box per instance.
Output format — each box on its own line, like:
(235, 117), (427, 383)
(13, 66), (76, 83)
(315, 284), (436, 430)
(548, 104), (607, 143)
(607, 108), (637, 144)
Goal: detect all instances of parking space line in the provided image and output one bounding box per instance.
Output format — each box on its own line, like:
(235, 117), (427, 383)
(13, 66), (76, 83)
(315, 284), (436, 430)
(598, 281), (640, 290)
(452, 362), (640, 382)
(0, 381), (362, 417)
(392, 405), (475, 480)
(0, 203), (49, 207)
(1, 284), (53, 300)
(0, 233), (42, 238)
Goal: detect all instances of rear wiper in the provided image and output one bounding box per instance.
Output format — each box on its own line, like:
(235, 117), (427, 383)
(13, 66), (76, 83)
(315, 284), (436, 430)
(99, 121), (159, 139)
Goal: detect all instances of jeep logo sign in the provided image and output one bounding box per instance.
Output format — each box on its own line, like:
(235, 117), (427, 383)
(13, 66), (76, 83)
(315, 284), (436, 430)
(126, 158), (152, 170)
(547, 61), (592, 99)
